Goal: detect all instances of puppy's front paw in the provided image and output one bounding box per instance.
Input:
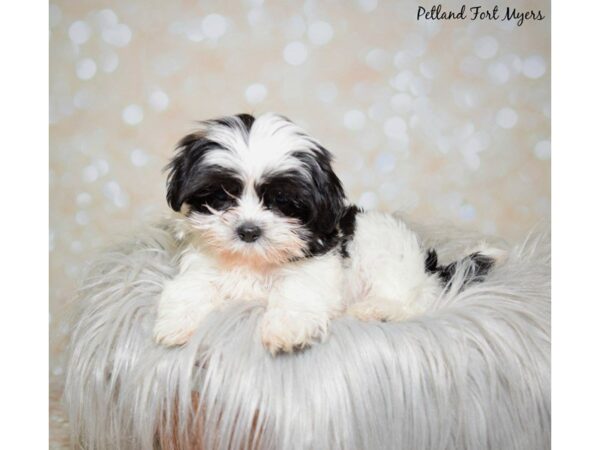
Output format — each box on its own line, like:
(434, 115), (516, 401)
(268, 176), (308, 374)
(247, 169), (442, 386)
(260, 309), (329, 355)
(153, 287), (214, 347)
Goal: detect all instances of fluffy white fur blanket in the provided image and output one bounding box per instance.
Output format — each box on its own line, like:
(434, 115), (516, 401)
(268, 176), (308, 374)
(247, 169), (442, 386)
(64, 219), (550, 450)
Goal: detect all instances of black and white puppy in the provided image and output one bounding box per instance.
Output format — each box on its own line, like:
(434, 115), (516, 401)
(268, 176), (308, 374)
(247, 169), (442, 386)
(154, 113), (503, 354)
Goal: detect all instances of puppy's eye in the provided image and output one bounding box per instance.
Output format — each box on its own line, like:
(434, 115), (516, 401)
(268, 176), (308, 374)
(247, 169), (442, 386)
(267, 189), (306, 217)
(274, 191), (289, 205)
(213, 189), (229, 202)
(208, 188), (235, 209)
(188, 187), (235, 213)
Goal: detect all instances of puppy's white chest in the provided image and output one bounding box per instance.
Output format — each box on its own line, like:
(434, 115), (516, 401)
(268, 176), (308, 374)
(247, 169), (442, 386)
(213, 267), (272, 304)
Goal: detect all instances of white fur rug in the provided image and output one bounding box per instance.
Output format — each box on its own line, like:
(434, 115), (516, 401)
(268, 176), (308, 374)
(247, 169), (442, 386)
(64, 220), (550, 450)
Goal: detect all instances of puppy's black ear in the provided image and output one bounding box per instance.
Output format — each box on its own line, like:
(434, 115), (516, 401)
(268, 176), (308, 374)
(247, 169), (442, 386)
(295, 145), (347, 234)
(165, 133), (212, 212)
(314, 145), (347, 232)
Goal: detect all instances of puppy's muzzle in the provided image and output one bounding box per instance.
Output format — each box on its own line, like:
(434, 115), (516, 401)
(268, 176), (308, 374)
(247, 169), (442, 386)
(236, 222), (262, 243)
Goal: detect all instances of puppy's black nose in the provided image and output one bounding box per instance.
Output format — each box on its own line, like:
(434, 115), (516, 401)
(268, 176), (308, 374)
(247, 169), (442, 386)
(236, 223), (262, 242)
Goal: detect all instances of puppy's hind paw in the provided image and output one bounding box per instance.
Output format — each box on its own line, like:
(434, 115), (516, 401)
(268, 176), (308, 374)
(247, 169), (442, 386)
(347, 299), (417, 322)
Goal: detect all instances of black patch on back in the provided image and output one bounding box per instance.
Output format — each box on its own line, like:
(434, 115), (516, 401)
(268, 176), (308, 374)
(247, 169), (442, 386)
(425, 249), (439, 273)
(468, 252), (495, 280)
(426, 250), (496, 288)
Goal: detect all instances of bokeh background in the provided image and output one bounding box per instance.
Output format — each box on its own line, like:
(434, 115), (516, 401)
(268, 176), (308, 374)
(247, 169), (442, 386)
(49, 0), (550, 445)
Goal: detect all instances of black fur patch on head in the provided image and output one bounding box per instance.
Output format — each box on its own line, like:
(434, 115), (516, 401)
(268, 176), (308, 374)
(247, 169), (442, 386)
(212, 113), (255, 137)
(235, 113), (255, 132)
(426, 249), (496, 288)
(291, 146), (347, 256)
(257, 173), (314, 224)
(339, 205), (361, 258)
(255, 144), (347, 256)
(165, 134), (222, 212)
(165, 114), (256, 212)
(184, 168), (243, 214)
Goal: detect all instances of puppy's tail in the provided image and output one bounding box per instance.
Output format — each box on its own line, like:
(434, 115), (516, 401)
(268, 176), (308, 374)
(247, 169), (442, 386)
(425, 248), (501, 289)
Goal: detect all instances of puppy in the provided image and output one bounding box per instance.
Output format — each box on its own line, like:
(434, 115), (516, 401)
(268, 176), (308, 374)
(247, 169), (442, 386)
(153, 113), (502, 354)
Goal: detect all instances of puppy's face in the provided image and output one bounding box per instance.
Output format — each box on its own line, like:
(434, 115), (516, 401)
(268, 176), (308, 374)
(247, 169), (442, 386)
(166, 113), (346, 265)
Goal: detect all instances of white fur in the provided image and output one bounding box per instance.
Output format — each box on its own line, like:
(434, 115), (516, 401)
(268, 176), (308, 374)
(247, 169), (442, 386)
(345, 211), (443, 321)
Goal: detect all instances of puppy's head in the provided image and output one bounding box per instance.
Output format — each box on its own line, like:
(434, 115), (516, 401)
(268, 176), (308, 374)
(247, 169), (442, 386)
(166, 113), (346, 265)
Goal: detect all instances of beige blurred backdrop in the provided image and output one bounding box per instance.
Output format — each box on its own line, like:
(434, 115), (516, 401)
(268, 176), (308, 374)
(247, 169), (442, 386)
(49, 0), (550, 429)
